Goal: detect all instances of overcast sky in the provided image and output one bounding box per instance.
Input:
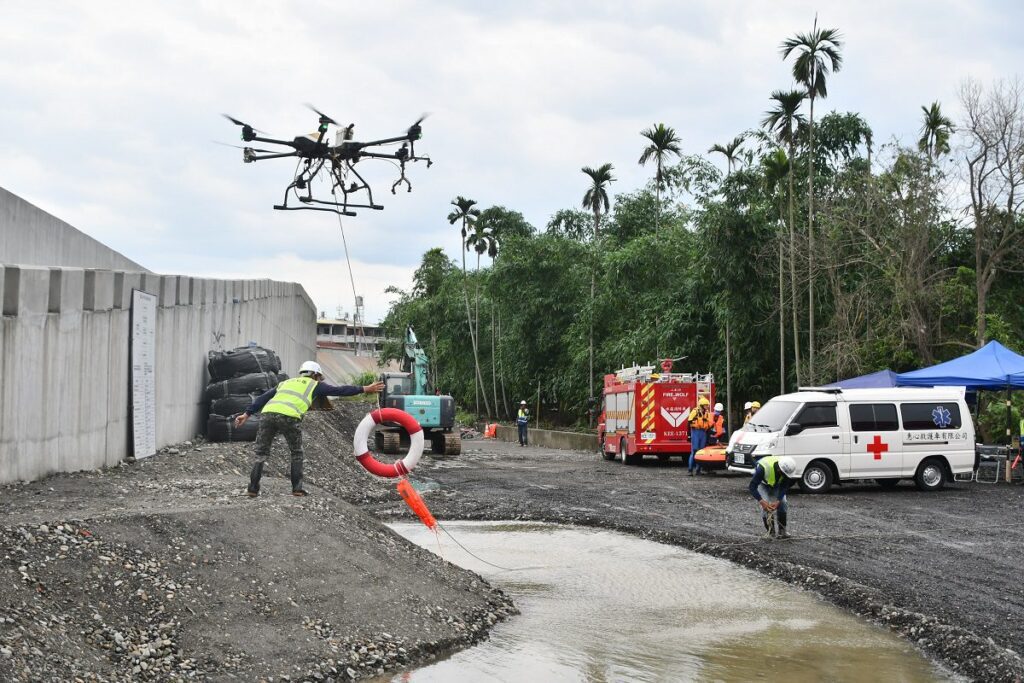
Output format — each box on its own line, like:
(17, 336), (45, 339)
(1, 1), (1021, 323)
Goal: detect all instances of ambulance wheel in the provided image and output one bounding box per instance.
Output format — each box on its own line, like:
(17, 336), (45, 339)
(914, 458), (946, 492)
(799, 461), (833, 494)
(875, 478), (900, 489)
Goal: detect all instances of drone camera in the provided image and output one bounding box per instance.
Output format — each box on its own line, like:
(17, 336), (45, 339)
(241, 125), (256, 142)
(243, 148), (255, 164)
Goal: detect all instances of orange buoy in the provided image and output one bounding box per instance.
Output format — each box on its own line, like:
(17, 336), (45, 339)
(397, 478), (437, 530)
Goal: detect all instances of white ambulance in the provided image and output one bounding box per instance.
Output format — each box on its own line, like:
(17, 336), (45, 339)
(725, 387), (976, 493)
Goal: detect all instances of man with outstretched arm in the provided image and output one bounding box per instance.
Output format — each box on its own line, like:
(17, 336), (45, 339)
(234, 361), (384, 497)
(749, 455), (798, 539)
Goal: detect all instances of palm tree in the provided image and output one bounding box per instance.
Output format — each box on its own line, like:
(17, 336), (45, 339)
(781, 17), (843, 383)
(581, 164), (615, 418)
(918, 101), (954, 160)
(708, 135), (746, 175)
(762, 89), (806, 386)
(447, 196), (491, 417)
(763, 149), (790, 394)
(467, 224), (500, 418)
(638, 124), (682, 229)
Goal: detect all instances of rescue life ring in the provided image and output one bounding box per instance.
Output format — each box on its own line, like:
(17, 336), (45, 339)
(353, 408), (424, 478)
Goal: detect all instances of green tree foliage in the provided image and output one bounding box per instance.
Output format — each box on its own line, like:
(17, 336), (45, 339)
(382, 36), (1024, 436)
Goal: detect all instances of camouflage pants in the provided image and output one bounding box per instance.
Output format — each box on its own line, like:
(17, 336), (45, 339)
(247, 413), (304, 493)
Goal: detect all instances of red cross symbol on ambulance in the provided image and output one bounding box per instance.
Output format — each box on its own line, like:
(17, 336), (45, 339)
(867, 435), (889, 460)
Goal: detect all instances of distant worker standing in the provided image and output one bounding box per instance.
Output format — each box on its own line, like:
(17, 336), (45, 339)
(743, 401), (753, 424)
(749, 455), (798, 538)
(234, 361), (384, 497)
(750, 400), (761, 417)
(688, 397), (712, 476)
(517, 400), (530, 446)
(710, 402), (726, 445)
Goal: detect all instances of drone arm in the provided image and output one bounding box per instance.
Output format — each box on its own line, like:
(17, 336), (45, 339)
(251, 135), (301, 149)
(354, 134), (411, 148)
(248, 151), (301, 161)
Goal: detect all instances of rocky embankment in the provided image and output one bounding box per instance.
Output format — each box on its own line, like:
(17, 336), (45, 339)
(0, 405), (515, 682)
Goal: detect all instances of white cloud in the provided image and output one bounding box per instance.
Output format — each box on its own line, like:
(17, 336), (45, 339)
(1, 0), (1022, 307)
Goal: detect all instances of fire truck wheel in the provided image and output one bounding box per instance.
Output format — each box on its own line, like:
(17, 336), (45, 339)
(621, 441), (640, 466)
(602, 445), (616, 461)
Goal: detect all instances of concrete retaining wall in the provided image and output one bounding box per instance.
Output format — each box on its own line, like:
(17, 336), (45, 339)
(0, 186), (149, 271)
(495, 424), (597, 452)
(0, 264), (316, 484)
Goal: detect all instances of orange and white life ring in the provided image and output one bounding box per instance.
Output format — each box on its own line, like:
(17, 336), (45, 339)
(353, 408), (424, 478)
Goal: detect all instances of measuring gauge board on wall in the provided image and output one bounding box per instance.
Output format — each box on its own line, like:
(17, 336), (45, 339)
(130, 289), (158, 459)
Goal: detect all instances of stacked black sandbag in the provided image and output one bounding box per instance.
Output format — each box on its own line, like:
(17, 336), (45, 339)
(205, 345), (284, 442)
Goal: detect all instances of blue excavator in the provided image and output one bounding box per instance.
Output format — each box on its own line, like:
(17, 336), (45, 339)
(376, 326), (460, 456)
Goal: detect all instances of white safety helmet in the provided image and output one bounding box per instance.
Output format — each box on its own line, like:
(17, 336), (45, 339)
(743, 401), (752, 410)
(521, 400), (527, 405)
(777, 456), (798, 478)
(299, 360), (322, 376)
(714, 402), (724, 412)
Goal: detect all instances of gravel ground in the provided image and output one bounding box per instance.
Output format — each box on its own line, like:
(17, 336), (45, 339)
(3, 403), (1023, 682)
(371, 437), (1024, 682)
(0, 406), (516, 682)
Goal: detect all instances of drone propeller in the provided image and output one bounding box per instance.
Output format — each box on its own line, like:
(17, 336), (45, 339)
(407, 113), (430, 140)
(222, 114), (264, 142)
(305, 103), (338, 132)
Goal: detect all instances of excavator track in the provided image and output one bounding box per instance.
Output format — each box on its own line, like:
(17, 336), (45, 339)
(431, 432), (460, 457)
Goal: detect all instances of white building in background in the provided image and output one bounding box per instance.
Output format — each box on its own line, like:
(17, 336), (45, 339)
(316, 316), (387, 357)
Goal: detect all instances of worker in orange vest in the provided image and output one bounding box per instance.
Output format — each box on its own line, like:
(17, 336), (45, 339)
(710, 402), (726, 445)
(688, 396), (712, 476)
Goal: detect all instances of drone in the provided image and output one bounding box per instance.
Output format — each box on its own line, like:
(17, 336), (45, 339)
(222, 105), (432, 216)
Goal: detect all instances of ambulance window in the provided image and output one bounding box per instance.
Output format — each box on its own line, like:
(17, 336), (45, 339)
(900, 403), (962, 430)
(794, 403), (838, 428)
(850, 404), (898, 431)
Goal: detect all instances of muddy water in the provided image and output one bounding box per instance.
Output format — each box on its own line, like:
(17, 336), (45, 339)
(388, 521), (958, 682)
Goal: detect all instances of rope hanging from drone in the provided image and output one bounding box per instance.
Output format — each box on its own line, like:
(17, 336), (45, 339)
(222, 106), (431, 216)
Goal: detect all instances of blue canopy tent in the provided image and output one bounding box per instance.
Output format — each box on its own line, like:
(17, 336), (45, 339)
(896, 340), (1024, 444)
(896, 341), (1024, 389)
(822, 369), (899, 389)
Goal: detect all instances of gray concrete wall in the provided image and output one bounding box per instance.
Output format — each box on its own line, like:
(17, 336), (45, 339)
(495, 424), (598, 451)
(0, 264), (316, 484)
(0, 186), (149, 271)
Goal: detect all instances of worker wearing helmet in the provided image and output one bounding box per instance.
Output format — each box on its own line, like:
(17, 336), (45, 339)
(750, 400), (761, 415)
(517, 400), (530, 446)
(749, 455), (798, 539)
(235, 361), (384, 497)
(688, 396), (712, 475)
(743, 401), (753, 424)
(710, 402), (726, 445)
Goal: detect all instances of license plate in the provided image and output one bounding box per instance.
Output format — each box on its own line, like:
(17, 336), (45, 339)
(641, 431), (656, 441)
(734, 453), (745, 464)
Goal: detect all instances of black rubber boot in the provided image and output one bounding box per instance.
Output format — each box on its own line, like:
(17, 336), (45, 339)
(776, 509), (789, 538)
(290, 460), (305, 495)
(247, 462), (264, 496)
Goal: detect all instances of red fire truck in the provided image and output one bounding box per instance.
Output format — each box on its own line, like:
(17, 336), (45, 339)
(599, 360), (715, 465)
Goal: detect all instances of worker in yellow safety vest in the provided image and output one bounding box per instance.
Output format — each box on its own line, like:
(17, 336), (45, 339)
(235, 361), (383, 497)
(749, 455), (798, 538)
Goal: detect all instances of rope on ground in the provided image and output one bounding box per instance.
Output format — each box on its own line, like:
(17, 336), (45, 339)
(702, 519), (1024, 549)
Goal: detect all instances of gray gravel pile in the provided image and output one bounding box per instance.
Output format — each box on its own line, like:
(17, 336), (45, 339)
(0, 404), (515, 682)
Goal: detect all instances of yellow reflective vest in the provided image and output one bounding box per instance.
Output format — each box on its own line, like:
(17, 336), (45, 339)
(757, 455), (780, 486)
(261, 377), (318, 420)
